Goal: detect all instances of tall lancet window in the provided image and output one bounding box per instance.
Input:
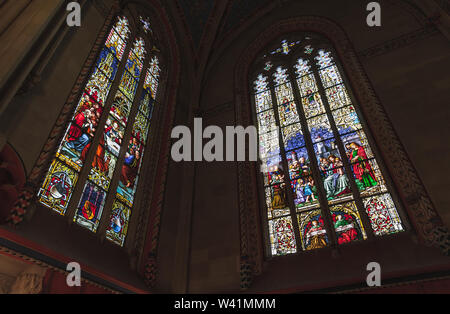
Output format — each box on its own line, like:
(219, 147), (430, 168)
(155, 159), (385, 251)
(37, 15), (163, 247)
(253, 37), (405, 256)
(106, 56), (161, 246)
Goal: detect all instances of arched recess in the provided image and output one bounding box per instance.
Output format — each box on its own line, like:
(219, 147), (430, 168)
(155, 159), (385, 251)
(234, 16), (450, 290)
(4, 0), (180, 289)
(0, 143), (26, 224)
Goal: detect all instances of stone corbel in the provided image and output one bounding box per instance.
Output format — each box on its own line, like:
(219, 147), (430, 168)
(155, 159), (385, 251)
(0, 273), (15, 294)
(9, 264), (46, 294)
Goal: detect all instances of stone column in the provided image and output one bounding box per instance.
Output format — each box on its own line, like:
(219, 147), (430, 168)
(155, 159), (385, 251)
(0, 0), (66, 115)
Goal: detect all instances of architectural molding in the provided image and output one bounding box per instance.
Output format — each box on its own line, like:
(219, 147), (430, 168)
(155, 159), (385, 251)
(0, 245), (119, 294)
(92, 0), (112, 18)
(234, 16), (450, 289)
(337, 273), (450, 294)
(358, 24), (440, 59)
(202, 101), (234, 120)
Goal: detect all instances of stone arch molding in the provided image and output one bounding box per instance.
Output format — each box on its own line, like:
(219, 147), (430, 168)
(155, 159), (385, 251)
(234, 15), (450, 289)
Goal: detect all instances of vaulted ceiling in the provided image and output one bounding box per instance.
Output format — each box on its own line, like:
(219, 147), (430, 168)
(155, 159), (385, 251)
(174, 0), (271, 49)
(177, 0), (215, 46)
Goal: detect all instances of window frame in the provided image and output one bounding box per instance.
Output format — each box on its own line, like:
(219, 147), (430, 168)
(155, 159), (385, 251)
(249, 34), (410, 258)
(35, 13), (165, 249)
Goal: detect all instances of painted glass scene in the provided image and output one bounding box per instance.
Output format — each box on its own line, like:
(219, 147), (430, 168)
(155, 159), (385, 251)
(38, 16), (131, 214)
(254, 41), (404, 256)
(38, 15), (163, 246)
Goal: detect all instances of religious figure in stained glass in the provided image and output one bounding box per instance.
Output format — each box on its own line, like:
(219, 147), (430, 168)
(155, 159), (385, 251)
(253, 38), (404, 256)
(106, 200), (132, 246)
(38, 15), (163, 247)
(302, 216), (328, 251)
(74, 37), (148, 232)
(39, 17), (131, 216)
(108, 57), (161, 246)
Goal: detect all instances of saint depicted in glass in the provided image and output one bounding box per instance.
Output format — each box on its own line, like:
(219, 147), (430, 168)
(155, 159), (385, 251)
(38, 17), (131, 215)
(38, 15), (163, 248)
(74, 38), (147, 232)
(254, 37), (404, 256)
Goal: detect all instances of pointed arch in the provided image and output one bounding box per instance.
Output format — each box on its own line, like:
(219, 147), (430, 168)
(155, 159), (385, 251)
(234, 16), (450, 289)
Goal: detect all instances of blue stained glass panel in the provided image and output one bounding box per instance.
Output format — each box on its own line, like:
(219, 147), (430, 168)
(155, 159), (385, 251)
(282, 123), (305, 151)
(307, 114), (334, 143)
(96, 47), (119, 82)
(106, 200), (132, 246)
(332, 105), (362, 135)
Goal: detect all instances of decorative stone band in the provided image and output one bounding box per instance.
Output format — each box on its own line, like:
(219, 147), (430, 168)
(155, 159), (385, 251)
(143, 253), (157, 288)
(240, 255), (253, 291)
(358, 24), (439, 59)
(430, 226), (450, 257)
(7, 184), (35, 225)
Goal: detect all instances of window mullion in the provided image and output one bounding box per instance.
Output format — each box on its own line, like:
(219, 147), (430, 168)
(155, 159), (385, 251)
(310, 61), (376, 240)
(251, 92), (273, 257)
(286, 65), (338, 248)
(65, 24), (138, 227)
(268, 78), (303, 254)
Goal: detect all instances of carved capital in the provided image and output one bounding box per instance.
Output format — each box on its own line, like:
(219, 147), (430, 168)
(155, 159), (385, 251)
(9, 265), (46, 294)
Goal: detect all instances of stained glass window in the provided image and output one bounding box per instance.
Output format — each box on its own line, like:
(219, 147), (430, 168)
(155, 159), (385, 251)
(253, 38), (405, 256)
(38, 17), (131, 215)
(106, 57), (161, 246)
(38, 16), (163, 247)
(74, 38), (147, 232)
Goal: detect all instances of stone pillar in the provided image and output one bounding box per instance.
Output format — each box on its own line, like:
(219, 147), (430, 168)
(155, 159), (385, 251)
(0, 0), (66, 115)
